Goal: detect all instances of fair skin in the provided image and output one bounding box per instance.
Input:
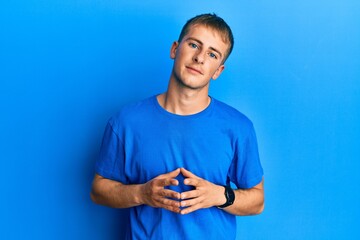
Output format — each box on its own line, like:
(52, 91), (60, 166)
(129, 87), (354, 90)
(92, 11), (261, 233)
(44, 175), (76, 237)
(91, 24), (264, 215)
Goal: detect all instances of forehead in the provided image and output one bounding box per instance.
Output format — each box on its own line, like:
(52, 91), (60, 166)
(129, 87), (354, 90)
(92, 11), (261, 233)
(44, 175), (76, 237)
(182, 25), (229, 54)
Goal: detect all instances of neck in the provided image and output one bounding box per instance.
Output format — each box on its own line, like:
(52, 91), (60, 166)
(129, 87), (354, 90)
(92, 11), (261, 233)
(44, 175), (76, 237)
(157, 84), (211, 116)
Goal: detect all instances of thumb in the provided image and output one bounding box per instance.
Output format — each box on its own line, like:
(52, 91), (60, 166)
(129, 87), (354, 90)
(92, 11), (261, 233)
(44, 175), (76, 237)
(180, 167), (197, 178)
(164, 168), (181, 178)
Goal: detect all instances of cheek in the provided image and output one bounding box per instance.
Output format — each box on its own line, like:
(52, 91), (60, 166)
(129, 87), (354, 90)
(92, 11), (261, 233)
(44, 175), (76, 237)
(210, 65), (220, 75)
(173, 50), (184, 63)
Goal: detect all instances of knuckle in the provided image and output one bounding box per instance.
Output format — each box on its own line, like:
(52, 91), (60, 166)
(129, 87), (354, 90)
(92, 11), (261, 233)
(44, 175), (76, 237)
(162, 179), (168, 186)
(160, 197), (168, 205)
(159, 190), (166, 197)
(149, 180), (157, 188)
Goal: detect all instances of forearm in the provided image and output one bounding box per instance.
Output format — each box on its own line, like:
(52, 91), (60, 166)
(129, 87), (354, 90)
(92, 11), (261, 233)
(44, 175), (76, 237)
(222, 187), (264, 216)
(90, 174), (144, 208)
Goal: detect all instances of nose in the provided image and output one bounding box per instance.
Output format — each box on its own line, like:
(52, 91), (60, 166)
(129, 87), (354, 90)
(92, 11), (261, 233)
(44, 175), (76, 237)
(193, 51), (205, 64)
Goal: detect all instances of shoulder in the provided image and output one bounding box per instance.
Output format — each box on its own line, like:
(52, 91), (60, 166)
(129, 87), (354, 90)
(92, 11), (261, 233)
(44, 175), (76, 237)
(108, 96), (156, 131)
(212, 98), (254, 128)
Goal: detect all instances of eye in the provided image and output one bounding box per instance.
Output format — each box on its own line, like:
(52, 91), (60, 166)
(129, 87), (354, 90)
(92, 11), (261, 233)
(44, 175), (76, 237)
(189, 43), (198, 49)
(208, 52), (217, 59)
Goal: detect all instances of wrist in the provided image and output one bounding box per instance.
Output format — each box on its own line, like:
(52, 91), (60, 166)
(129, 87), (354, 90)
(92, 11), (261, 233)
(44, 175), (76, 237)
(217, 185), (235, 209)
(216, 185), (227, 206)
(133, 184), (145, 205)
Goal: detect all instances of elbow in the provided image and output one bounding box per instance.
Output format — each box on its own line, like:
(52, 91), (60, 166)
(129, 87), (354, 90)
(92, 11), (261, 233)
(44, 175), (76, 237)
(244, 202), (264, 216)
(253, 196), (265, 215)
(90, 191), (97, 203)
(253, 190), (265, 215)
(234, 201), (264, 216)
(90, 190), (98, 204)
(246, 199), (264, 216)
(90, 175), (104, 205)
(255, 202), (265, 215)
(90, 186), (102, 205)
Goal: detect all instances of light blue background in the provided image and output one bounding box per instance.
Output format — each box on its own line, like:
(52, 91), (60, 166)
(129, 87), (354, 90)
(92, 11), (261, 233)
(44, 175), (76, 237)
(1, 1), (359, 239)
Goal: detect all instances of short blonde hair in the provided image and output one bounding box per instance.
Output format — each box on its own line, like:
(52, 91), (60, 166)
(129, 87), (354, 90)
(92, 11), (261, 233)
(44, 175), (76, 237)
(178, 13), (234, 62)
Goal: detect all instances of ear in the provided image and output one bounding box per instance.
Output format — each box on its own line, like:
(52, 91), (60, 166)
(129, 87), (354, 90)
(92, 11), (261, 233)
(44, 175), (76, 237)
(170, 41), (179, 59)
(212, 65), (225, 80)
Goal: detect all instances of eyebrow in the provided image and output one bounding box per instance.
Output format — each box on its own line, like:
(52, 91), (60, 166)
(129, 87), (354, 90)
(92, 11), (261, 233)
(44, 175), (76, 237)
(185, 37), (223, 59)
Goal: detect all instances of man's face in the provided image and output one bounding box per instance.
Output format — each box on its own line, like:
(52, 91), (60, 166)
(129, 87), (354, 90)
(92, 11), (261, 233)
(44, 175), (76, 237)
(170, 24), (228, 90)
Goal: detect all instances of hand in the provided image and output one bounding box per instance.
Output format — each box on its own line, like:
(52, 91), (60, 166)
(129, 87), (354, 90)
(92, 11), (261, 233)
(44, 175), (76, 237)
(179, 168), (226, 214)
(140, 168), (182, 213)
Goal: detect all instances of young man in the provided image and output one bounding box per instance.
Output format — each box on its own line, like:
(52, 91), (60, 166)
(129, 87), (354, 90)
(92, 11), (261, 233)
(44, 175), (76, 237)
(91, 13), (264, 239)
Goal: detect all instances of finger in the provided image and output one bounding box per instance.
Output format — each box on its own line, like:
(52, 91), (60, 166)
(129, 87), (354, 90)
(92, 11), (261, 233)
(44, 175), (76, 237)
(161, 189), (181, 199)
(180, 197), (201, 208)
(160, 203), (181, 213)
(180, 204), (201, 215)
(158, 197), (181, 208)
(160, 168), (181, 178)
(180, 189), (199, 200)
(183, 178), (200, 187)
(154, 196), (181, 213)
(161, 178), (180, 187)
(180, 168), (198, 178)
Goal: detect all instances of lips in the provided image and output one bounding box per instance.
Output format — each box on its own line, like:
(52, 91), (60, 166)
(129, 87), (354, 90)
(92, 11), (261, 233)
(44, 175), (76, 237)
(186, 66), (203, 75)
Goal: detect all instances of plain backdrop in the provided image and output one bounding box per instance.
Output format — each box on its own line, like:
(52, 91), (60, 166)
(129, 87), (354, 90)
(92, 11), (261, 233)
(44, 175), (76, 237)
(1, 1), (359, 239)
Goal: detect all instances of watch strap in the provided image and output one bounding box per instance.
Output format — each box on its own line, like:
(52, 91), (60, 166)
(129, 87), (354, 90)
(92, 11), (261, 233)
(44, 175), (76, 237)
(217, 185), (235, 208)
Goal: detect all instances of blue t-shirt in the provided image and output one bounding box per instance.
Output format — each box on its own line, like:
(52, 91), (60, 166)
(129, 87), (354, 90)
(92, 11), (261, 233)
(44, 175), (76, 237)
(96, 95), (263, 240)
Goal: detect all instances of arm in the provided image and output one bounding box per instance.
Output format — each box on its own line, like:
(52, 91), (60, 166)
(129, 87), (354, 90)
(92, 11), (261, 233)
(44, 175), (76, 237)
(90, 168), (182, 213)
(223, 180), (264, 215)
(179, 168), (264, 215)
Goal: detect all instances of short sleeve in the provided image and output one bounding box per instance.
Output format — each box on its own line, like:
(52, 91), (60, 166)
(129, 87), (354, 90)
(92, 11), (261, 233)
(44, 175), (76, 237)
(228, 124), (264, 189)
(95, 121), (128, 183)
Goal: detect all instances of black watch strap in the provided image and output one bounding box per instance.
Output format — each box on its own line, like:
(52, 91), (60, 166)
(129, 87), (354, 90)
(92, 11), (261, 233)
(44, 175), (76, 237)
(217, 185), (235, 208)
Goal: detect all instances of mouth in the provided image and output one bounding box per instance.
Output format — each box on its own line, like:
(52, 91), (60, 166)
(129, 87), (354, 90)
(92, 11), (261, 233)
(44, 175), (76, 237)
(186, 66), (203, 75)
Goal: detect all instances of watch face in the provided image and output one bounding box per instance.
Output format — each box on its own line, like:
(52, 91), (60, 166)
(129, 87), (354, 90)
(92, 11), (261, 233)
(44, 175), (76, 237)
(226, 186), (235, 204)
(225, 190), (229, 199)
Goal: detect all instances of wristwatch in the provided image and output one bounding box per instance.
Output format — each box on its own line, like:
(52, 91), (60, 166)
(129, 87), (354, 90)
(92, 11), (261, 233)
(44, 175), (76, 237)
(217, 185), (235, 208)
